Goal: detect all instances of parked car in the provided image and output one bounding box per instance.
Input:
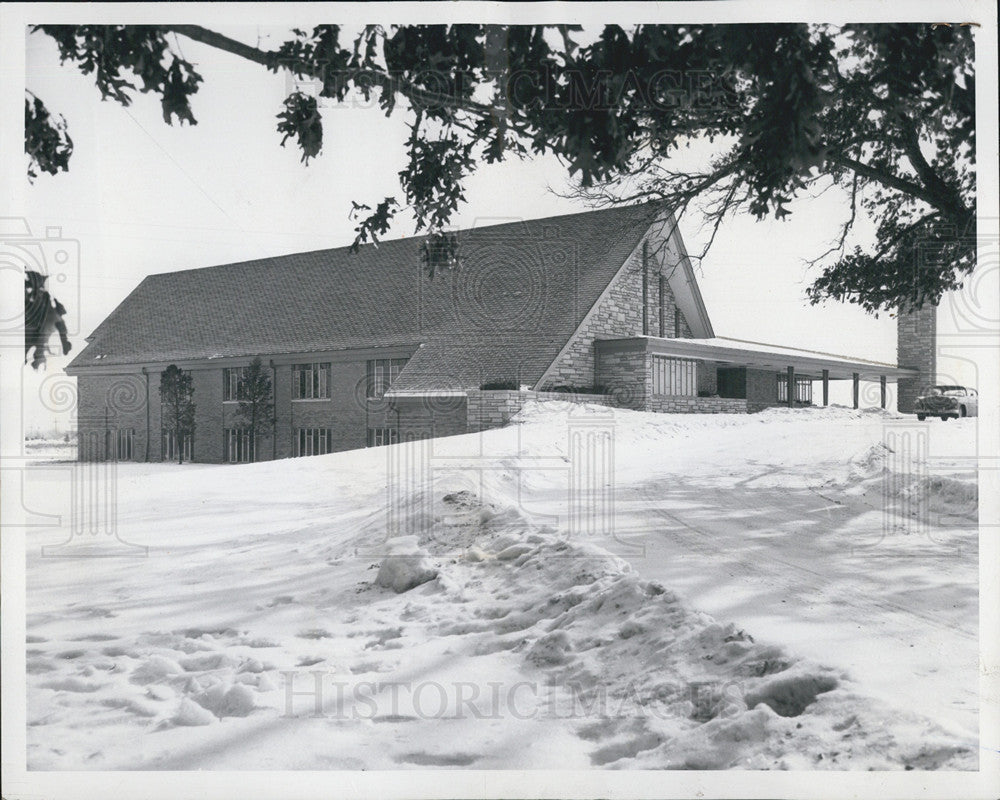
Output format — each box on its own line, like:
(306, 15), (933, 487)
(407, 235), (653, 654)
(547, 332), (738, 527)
(914, 385), (979, 420)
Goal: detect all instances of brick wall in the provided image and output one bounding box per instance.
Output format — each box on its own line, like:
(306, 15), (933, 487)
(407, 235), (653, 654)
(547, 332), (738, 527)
(745, 368), (782, 413)
(697, 363), (718, 395)
(192, 367), (225, 462)
(897, 305), (936, 413)
(77, 372), (151, 461)
(283, 360), (369, 455)
(74, 351), (411, 462)
(368, 395), (469, 440)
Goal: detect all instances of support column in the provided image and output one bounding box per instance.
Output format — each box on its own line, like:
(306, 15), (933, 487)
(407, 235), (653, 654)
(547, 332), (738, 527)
(786, 366), (794, 408)
(880, 375), (887, 409)
(853, 372), (860, 409)
(822, 369), (829, 406)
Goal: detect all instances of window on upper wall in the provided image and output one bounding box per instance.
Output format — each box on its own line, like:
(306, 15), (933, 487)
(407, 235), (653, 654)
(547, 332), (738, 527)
(674, 305), (682, 339)
(777, 376), (813, 403)
(223, 367), (248, 402)
(292, 363), (331, 400)
(651, 356), (697, 396)
(115, 428), (134, 461)
(367, 358), (408, 399)
(295, 427), (331, 457)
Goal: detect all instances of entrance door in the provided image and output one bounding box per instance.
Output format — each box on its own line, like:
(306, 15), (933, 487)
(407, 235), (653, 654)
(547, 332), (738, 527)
(717, 367), (747, 399)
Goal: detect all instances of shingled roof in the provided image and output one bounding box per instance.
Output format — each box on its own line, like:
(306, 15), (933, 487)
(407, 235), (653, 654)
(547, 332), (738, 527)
(67, 203), (673, 390)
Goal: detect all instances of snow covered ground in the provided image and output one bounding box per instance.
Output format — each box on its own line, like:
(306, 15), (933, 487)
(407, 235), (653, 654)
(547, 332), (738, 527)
(24, 404), (979, 770)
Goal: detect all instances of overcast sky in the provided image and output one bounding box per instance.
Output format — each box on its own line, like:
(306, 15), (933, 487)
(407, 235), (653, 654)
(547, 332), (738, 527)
(16, 23), (984, 429)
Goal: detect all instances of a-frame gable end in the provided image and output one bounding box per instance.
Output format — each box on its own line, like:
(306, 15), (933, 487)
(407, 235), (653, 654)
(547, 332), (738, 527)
(532, 212), (714, 391)
(655, 212), (714, 339)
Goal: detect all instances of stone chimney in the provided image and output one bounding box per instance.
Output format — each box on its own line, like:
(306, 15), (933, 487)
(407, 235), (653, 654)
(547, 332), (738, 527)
(896, 304), (937, 413)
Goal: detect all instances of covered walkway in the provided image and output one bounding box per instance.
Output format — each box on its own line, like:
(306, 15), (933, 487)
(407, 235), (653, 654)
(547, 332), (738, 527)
(597, 335), (919, 409)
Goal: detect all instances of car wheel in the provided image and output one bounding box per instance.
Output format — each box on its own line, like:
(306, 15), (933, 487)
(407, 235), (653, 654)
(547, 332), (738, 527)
(916, 414), (926, 421)
(960, 406), (967, 417)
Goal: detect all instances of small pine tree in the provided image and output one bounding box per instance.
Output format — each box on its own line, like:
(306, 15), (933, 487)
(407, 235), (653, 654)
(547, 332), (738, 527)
(159, 364), (195, 464)
(234, 356), (274, 463)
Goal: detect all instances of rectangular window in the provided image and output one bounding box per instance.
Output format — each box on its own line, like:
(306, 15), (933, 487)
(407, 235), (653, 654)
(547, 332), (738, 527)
(292, 363), (331, 400)
(367, 358), (408, 399)
(651, 356), (697, 396)
(223, 367), (249, 402)
(225, 428), (255, 463)
(115, 428), (134, 461)
(777, 376), (813, 403)
(366, 427), (398, 447)
(674, 305), (682, 339)
(161, 430), (192, 461)
(295, 427), (331, 457)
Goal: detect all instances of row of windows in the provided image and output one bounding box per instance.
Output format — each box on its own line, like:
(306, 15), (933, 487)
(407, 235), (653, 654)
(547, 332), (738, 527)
(226, 428), (256, 463)
(108, 425), (404, 461)
(777, 376), (813, 403)
(227, 426), (399, 460)
(223, 359), (408, 402)
(162, 430), (192, 461)
(293, 363), (329, 400)
(116, 428), (134, 461)
(367, 427), (398, 447)
(367, 359), (408, 400)
(103, 429), (189, 461)
(296, 427), (331, 457)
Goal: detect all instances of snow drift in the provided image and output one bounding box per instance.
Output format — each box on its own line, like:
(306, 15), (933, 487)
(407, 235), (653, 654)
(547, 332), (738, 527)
(24, 404), (978, 770)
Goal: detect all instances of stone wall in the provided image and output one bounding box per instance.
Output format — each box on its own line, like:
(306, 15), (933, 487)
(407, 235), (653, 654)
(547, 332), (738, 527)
(897, 305), (936, 413)
(596, 348), (648, 410)
(543, 246), (646, 387)
(467, 389), (613, 432)
(542, 227), (690, 389)
(646, 395), (748, 414)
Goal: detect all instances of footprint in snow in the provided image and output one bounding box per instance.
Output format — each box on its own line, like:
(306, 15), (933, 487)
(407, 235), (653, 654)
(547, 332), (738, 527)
(39, 677), (104, 693)
(590, 732), (664, 766)
(26, 657), (57, 674)
(397, 751), (480, 767)
(297, 629), (332, 640)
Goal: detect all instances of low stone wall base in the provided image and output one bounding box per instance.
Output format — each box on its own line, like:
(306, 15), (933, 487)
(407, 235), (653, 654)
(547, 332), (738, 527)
(467, 390), (613, 432)
(647, 396), (749, 414)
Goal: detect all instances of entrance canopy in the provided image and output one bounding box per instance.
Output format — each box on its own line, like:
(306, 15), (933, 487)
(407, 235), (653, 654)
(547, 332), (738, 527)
(600, 335), (918, 381)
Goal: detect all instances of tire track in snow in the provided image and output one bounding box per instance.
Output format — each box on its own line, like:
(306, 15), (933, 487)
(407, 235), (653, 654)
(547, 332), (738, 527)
(623, 478), (976, 645)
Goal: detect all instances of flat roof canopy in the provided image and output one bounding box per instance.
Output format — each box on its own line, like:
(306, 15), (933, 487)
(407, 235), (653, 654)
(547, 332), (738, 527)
(597, 336), (918, 381)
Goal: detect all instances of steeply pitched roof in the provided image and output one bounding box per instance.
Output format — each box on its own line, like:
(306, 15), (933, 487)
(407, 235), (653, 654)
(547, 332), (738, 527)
(67, 204), (668, 388)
